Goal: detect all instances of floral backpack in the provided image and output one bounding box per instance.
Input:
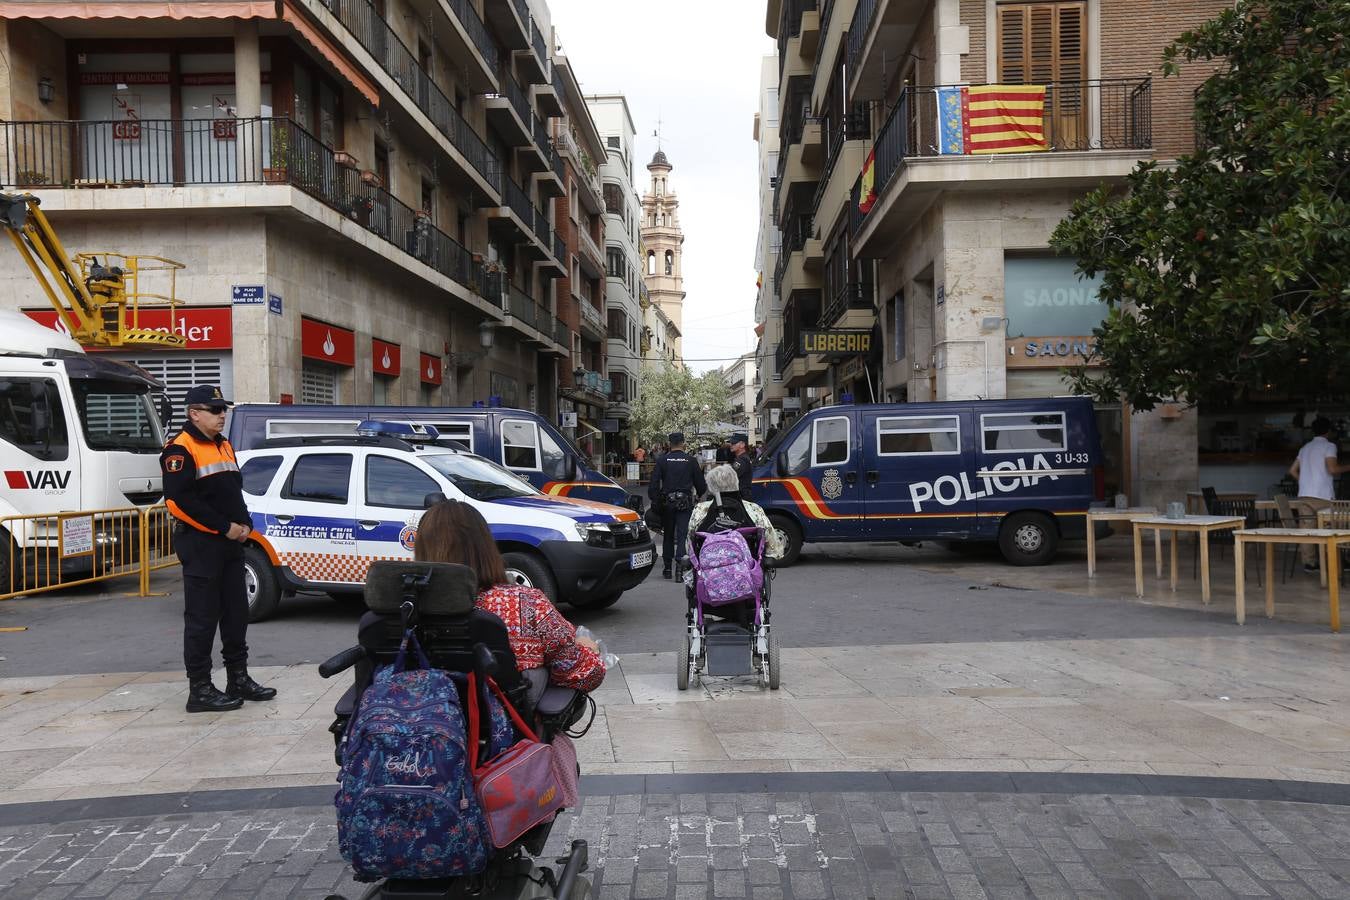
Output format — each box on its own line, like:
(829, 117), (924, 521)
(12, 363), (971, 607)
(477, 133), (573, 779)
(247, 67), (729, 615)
(692, 527), (760, 606)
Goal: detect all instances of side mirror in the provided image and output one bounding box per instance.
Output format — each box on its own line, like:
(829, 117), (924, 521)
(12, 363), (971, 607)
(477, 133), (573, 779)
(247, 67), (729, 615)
(566, 454), (578, 481)
(775, 452), (788, 478)
(423, 491), (448, 509)
(158, 393), (173, 429)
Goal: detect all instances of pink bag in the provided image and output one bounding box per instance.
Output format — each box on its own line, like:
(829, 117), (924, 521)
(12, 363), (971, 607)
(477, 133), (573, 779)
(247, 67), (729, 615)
(467, 673), (565, 848)
(549, 733), (580, 808)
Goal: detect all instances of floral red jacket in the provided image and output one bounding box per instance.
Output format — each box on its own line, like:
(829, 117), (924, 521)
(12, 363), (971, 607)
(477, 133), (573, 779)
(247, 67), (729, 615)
(474, 584), (606, 692)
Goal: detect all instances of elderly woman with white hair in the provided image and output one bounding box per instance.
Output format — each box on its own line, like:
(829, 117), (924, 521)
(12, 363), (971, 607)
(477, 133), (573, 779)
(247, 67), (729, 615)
(685, 463), (786, 564)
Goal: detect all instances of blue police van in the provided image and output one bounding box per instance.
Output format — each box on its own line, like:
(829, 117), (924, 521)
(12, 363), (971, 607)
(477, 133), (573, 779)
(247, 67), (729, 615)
(227, 404), (634, 508)
(754, 397), (1105, 566)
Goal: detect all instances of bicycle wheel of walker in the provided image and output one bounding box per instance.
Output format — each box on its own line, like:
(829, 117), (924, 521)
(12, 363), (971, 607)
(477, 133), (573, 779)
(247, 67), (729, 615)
(767, 630), (781, 690)
(677, 632), (690, 691)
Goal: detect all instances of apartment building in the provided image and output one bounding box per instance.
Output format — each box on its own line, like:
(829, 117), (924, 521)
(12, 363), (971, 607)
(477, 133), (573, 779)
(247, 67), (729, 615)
(0, 0), (578, 421)
(751, 53), (785, 440)
(551, 41), (610, 456)
(765, 0), (1229, 505)
(585, 93), (643, 458)
(722, 351), (761, 444)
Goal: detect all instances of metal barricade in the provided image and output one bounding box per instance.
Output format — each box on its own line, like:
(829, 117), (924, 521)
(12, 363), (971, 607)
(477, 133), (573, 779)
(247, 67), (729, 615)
(139, 504), (178, 595)
(0, 507), (147, 601)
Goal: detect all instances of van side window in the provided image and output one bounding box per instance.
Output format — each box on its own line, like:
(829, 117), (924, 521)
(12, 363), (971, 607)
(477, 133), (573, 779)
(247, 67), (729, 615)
(812, 417), (850, 467)
(365, 456), (439, 509)
(266, 419), (360, 439)
(502, 419), (541, 470)
(981, 412), (1067, 452)
(0, 377), (69, 461)
(783, 429), (811, 475)
(285, 453), (352, 503)
(878, 416), (960, 456)
(241, 455), (284, 496)
(538, 427), (569, 481)
(419, 421), (473, 451)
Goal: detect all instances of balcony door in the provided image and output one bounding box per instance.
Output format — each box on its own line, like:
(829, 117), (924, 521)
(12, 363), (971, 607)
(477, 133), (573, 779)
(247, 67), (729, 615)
(997, 2), (1086, 150)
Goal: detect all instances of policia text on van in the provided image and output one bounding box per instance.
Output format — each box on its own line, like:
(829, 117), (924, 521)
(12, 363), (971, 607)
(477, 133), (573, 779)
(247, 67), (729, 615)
(751, 398), (1105, 566)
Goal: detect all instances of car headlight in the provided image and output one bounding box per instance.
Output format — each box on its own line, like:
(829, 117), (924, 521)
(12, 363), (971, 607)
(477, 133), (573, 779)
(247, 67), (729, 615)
(574, 523), (611, 547)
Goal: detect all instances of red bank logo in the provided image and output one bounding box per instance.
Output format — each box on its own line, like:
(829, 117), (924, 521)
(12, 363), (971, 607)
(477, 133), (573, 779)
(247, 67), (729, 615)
(4, 470), (72, 491)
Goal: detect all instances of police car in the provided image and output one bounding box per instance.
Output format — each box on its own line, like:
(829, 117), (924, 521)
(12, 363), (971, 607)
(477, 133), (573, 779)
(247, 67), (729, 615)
(236, 421), (655, 621)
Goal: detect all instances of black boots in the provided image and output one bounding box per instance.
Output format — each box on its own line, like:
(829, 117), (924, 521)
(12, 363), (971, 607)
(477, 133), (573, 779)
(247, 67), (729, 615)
(226, 669), (278, 702)
(186, 679), (243, 713)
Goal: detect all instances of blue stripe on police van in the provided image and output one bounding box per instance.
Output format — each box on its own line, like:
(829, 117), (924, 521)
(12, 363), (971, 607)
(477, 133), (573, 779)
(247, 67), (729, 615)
(256, 513), (566, 545)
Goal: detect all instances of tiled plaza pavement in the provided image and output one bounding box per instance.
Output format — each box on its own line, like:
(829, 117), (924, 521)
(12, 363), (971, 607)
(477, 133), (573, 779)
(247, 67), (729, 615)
(5, 777), (1350, 899)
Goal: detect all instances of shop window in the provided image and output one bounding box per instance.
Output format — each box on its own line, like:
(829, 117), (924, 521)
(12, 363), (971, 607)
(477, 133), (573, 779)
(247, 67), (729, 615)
(301, 362), (341, 405)
(877, 416), (960, 456)
(365, 456), (438, 509)
(373, 374), (394, 405)
(502, 419), (541, 470)
(285, 453), (352, 503)
(1004, 255), (1106, 338)
(812, 416), (850, 467)
(981, 412), (1067, 453)
(0, 377), (69, 461)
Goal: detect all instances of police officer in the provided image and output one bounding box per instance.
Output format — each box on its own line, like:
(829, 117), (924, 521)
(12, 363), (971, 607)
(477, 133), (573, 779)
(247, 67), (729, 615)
(648, 432), (707, 579)
(162, 385), (278, 713)
(729, 432), (754, 497)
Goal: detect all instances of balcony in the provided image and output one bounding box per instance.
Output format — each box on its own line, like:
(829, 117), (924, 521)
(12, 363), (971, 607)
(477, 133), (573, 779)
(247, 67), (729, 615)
(483, 0), (530, 50)
(846, 0), (925, 105)
(572, 370), (612, 403)
(606, 397), (632, 420)
(854, 79), (1154, 257)
(516, 15), (550, 84)
(776, 0), (820, 81)
(318, 0), (500, 195)
(811, 107), (871, 233)
(819, 280), (874, 330)
(0, 117), (492, 306)
(776, 290), (829, 389)
(577, 226), (605, 279)
(532, 67), (566, 119)
(578, 296), (605, 339)
(503, 285), (563, 350)
(483, 72), (532, 147)
(488, 177), (560, 271)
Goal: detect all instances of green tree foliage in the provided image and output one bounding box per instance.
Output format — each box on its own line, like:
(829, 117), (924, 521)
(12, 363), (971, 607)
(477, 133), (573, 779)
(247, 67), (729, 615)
(1050, 0), (1350, 410)
(630, 367), (732, 446)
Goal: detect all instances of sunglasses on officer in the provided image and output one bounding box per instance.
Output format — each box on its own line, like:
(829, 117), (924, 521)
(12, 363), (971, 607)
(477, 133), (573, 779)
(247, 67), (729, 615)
(190, 404), (229, 416)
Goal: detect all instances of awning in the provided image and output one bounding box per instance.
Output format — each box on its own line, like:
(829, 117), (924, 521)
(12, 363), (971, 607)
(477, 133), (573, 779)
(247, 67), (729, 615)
(4, 3), (278, 19)
(575, 418), (602, 438)
(280, 1), (380, 107)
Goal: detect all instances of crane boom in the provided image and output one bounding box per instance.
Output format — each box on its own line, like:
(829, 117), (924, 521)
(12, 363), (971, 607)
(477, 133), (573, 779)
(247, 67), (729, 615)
(0, 192), (186, 349)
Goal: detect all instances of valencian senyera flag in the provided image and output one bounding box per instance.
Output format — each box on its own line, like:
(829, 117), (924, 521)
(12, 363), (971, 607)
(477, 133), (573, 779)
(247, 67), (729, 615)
(858, 148), (877, 214)
(962, 84), (1048, 154)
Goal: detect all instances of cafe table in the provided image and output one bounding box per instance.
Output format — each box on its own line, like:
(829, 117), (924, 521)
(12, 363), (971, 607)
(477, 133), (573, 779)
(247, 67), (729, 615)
(1233, 527), (1350, 632)
(1085, 507), (1158, 578)
(1132, 515), (1245, 604)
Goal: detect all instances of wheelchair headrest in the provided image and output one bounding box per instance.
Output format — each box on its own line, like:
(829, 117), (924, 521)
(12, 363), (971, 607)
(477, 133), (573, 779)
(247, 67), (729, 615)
(363, 561), (477, 615)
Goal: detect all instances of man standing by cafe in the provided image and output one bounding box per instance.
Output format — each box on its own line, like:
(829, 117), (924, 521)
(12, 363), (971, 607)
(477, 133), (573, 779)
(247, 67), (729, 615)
(162, 385), (278, 713)
(648, 432), (707, 579)
(1290, 416), (1348, 574)
(729, 432), (754, 498)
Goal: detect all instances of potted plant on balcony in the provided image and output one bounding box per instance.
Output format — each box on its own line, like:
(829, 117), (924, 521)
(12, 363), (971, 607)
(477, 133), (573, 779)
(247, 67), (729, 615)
(333, 150), (359, 169)
(14, 170), (49, 187)
(360, 169), (383, 188)
(264, 125), (289, 183)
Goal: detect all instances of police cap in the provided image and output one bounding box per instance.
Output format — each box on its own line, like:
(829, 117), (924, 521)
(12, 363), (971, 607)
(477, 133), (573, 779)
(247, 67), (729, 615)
(729, 433), (748, 446)
(668, 431), (685, 445)
(184, 385), (233, 408)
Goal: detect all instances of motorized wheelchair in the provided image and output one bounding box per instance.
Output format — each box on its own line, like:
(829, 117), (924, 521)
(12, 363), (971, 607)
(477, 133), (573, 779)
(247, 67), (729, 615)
(318, 560), (593, 900)
(676, 523), (780, 691)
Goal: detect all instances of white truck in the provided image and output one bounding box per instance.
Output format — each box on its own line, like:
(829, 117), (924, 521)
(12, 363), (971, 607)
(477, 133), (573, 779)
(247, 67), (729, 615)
(0, 191), (183, 592)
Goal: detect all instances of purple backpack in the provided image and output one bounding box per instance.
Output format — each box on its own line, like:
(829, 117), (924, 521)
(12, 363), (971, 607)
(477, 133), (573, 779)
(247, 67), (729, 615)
(693, 528), (760, 606)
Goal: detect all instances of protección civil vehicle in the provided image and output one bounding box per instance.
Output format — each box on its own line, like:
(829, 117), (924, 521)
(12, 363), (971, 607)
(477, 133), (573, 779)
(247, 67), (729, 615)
(753, 397), (1105, 566)
(235, 421), (655, 620)
(228, 404), (636, 509)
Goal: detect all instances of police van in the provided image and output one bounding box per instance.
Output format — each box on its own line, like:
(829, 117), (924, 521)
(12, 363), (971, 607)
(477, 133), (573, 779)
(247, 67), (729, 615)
(753, 398), (1104, 566)
(228, 404), (634, 509)
(236, 422), (654, 620)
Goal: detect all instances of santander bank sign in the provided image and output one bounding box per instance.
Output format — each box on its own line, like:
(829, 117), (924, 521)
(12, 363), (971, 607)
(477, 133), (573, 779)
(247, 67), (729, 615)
(22, 306), (233, 351)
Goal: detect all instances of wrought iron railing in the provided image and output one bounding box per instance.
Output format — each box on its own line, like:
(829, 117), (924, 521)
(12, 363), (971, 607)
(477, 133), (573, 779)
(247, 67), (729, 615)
(442, 0), (498, 71)
(846, 0), (877, 77)
(319, 0), (499, 192)
(777, 0), (817, 77)
(491, 70), (531, 126)
(553, 315), (569, 348)
(505, 285), (540, 330)
(580, 298), (603, 331)
(529, 16), (549, 74)
(553, 232), (567, 266)
(503, 177), (535, 226)
(782, 213), (813, 254)
(0, 117), (486, 298)
(812, 105), (871, 219)
(864, 78), (1153, 224)
(819, 280), (873, 329)
(508, 0), (527, 28)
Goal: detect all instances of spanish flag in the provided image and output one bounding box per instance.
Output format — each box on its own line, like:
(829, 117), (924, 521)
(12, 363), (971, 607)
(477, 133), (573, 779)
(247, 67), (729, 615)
(962, 84), (1048, 154)
(756, 272), (762, 289)
(858, 148), (877, 214)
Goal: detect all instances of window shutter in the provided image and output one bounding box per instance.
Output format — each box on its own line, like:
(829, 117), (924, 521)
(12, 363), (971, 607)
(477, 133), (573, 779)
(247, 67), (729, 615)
(998, 6), (1027, 84)
(997, 2), (1085, 84)
(1057, 4), (1084, 84)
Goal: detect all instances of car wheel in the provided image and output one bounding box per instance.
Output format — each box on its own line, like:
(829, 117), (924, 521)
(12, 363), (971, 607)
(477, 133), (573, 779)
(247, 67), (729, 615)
(767, 630), (781, 690)
(998, 512), (1059, 566)
(768, 515), (803, 567)
(243, 544), (282, 621)
(570, 591), (621, 610)
(676, 632), (690, 691)
(0, 529), (18, 596)
(501, 551), (558, 603)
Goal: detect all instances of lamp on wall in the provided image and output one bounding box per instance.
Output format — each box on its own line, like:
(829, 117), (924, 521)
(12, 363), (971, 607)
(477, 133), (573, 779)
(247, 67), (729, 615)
(37, 77), (55, 105)
(448, 321), (498, 368)
(980, 316), (1009, 333)
(478, 319), (496, 349)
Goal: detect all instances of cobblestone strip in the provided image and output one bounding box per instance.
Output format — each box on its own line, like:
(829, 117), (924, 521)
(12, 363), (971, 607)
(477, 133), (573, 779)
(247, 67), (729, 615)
(5, 792), (1350, 898)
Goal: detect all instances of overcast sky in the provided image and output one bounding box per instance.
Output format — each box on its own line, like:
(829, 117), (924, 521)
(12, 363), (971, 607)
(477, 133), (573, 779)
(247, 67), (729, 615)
(546, 0), (776, 374)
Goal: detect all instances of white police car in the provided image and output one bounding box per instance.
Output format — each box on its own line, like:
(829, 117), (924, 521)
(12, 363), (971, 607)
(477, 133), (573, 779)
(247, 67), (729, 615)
(236, 421), (655, 621)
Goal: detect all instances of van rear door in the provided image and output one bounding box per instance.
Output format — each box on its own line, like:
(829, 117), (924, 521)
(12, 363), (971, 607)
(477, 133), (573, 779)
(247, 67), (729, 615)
(974, 407), (1090, 536)
(860, 409), (972, 539)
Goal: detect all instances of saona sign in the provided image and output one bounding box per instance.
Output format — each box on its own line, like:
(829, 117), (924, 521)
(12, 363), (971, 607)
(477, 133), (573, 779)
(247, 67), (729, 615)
(908, 453), (1061, 512)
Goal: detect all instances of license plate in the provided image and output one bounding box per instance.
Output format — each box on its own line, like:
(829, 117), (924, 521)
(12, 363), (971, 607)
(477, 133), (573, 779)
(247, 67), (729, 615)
(630, 549), (654, 569)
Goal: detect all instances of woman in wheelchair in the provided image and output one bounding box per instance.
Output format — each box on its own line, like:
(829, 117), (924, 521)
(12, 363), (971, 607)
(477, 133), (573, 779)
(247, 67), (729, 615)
(415, 499), (606, 693)
(684, 464), (785, 624)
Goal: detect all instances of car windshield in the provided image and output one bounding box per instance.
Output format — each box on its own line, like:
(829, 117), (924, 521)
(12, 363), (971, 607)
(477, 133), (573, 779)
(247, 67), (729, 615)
(71, 379), (163, 451)
(422, 452), (540, 502)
